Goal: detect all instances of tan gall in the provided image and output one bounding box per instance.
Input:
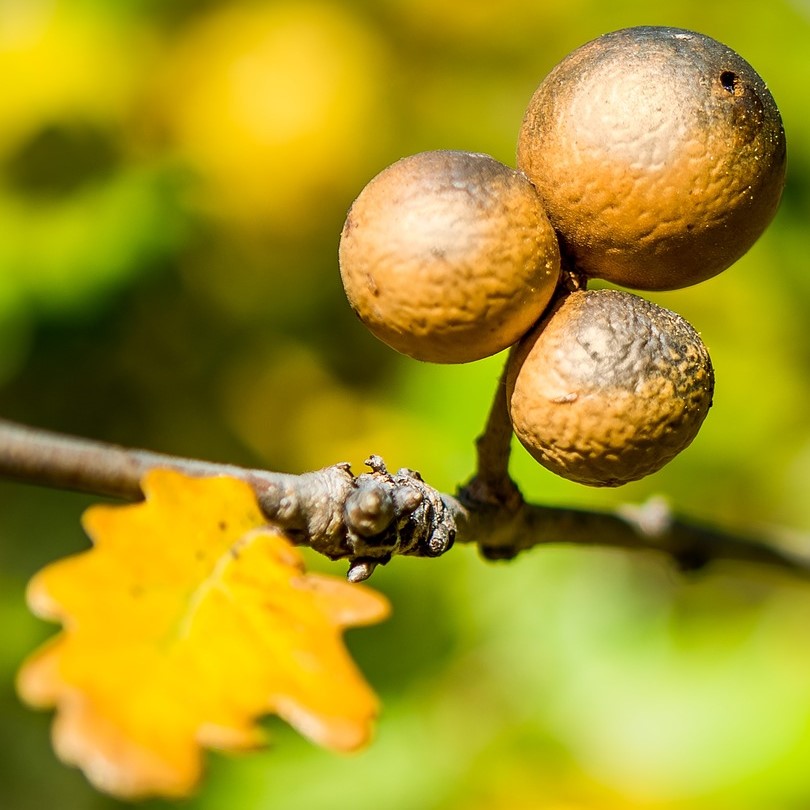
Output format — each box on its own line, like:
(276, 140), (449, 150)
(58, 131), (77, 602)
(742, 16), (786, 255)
(339, 151), (561, 363)
(507, 289), (714, 486)
(517, 26), (786, 291)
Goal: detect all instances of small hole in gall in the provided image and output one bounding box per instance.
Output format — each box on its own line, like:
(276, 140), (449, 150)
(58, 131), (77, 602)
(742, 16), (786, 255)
(720, 71), (739, 94)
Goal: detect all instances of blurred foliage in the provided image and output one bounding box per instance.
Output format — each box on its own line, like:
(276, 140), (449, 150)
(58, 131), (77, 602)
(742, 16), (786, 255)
(0, 0), (809, 808)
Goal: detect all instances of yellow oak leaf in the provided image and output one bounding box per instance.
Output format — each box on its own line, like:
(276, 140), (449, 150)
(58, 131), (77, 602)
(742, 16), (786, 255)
(17, 469), (390, 799)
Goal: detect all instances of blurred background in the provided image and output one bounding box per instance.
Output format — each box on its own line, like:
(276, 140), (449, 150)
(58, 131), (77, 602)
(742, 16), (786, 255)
(1, 0), (809, 808)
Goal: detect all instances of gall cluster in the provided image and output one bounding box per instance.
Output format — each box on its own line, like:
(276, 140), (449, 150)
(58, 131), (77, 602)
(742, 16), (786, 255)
(339, 26), (786, 487)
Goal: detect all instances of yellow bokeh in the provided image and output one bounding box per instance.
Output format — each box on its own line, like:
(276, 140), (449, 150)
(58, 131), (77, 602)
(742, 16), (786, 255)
(157, 2), (391, 231)
(0, 1), (146, 155)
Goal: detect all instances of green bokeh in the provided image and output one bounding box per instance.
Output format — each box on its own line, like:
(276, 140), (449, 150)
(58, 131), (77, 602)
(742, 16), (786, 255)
(1, 1), (809, 808)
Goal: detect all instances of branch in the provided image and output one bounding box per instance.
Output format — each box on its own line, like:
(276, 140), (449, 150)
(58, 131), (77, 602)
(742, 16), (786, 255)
(0, 418), (806, 582)
(0, 419), (459, 581)
(460, 492), (810, 577)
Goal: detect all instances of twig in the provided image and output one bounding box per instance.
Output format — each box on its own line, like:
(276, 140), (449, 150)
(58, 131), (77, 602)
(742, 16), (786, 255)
(0, 418), (286, 501)
(0, 418), (807, 581)
(0, 419), (460, 579)
(461, 495), (810, 578)
(460, 354), (522, 509)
